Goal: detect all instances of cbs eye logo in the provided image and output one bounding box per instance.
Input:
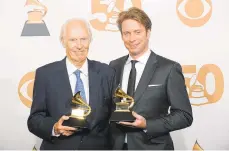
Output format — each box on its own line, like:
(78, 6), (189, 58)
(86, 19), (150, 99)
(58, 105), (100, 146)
(18, 71), (35, 108)
(182, 64), (224, 106)
(89, 0), (142, 31)
(176, 0), (212, 27)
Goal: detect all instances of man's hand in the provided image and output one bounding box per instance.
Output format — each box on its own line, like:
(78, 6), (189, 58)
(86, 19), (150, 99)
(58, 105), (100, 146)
(54, 115), (77, 136)
(119, 111), (146, 129)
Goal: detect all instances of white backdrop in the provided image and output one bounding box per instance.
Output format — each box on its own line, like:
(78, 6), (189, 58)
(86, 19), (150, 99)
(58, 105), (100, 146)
(0, 0), (228, 150)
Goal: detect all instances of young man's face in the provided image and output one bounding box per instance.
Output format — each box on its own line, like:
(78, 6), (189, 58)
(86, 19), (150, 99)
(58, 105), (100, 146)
(121, 19), (150, 58)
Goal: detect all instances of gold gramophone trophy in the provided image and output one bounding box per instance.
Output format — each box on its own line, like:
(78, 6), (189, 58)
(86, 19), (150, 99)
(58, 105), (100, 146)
(63, 91), (91, 129)
(110, 87), (135, 122)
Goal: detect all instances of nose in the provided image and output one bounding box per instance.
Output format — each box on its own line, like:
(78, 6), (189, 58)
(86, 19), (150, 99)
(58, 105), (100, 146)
(76, 40), (83, 49)
(129, 33), (136, 43)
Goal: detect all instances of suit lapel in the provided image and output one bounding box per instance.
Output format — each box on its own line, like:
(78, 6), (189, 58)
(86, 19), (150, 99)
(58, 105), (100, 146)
(53, 58), (73, 115)
(87, 59), (101, 128)
(116, 55), (129, 87)
(134, 52), (158, 104)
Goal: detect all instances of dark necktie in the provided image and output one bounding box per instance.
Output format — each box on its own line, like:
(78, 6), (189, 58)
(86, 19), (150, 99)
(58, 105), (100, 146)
(127, 60), (138, 97)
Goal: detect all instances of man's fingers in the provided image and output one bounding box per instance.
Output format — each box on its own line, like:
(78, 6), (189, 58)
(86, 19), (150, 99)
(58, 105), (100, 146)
(119, 121), (134, 126)
(132, 111), (143, 119)
(59, 129), (65, 134)
(54, 116), (71, 135)
(55, 116), (79, 136)
(62, 130), (74, 136)
(58, 115), (69, 124)
(61, 128), (79, 136)
(59, 115), (69, 124)
(61, 126), (77, 131)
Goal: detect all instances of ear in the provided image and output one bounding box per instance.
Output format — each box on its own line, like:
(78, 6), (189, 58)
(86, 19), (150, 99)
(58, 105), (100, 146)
(61, 38), (66, 48)
(121, 32), (125, 41)
(146, 29), (151, 39)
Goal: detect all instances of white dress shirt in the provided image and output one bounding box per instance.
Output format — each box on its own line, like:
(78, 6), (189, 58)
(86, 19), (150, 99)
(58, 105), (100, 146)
(66, 58), (89, 103)
(122, 49), (151, 93)
(121, 49), (151, 143)
(52, 58), (90, 136)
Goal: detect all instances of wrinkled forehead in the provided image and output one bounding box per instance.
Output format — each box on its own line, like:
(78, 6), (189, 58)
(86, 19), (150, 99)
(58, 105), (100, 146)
(65, 22), (90, 38)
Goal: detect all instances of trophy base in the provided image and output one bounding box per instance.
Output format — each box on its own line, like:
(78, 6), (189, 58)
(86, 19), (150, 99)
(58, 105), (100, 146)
(62, 117), (89, 129)
(110, 111), (135, 122)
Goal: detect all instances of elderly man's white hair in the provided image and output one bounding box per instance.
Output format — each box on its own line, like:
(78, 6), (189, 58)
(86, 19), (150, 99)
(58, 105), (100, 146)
(60, 18), (93, 46)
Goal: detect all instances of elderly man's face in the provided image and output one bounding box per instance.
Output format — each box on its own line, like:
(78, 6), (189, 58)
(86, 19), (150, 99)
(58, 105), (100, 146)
(63, 21), (90, 65)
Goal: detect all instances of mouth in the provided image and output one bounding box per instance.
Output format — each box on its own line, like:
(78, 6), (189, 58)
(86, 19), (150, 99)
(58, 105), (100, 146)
(72, 48), (85, 52)
(129, 43), (140, 49)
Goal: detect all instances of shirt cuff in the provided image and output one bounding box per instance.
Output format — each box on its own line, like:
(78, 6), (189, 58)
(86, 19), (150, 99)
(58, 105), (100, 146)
(52, 126), (60, 137)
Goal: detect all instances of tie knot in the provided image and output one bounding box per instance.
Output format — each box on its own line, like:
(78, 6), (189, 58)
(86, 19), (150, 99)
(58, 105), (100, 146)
(131, 60), (138, 67)
(74, 70), (81, 78)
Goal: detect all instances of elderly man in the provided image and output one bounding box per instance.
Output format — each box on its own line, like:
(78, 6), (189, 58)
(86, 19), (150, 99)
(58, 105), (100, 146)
(27, 18), (116, 150)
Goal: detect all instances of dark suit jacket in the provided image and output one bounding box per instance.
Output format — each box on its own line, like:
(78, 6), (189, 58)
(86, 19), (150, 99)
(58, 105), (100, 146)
(109, 51), (193, 150)
(27, 58), (116, 150)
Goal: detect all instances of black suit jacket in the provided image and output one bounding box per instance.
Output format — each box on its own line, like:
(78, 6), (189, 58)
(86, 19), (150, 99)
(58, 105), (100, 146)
(27, 58), (116, 150)
(109, 51), (193, 150)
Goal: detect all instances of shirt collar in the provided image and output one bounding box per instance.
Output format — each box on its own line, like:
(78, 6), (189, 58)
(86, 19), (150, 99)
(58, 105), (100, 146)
(126, 49), (151, 65)
(66, 57), (88, 77)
